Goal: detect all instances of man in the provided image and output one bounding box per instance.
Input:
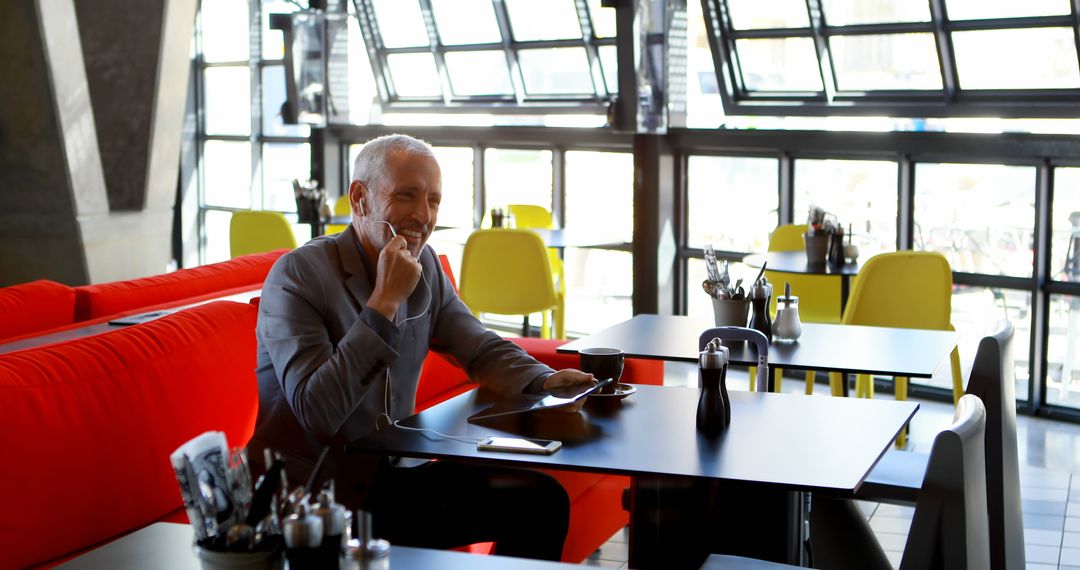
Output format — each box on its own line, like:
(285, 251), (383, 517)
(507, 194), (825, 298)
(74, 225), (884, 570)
(249, 134), (594, 560)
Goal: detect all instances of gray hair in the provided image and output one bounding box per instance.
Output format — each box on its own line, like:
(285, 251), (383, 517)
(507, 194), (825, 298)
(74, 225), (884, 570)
(351, 134), (435, 193)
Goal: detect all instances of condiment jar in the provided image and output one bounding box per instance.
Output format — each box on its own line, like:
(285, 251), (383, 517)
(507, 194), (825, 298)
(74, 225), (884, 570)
(773, 282), (802, 343)
(697, 338), (731, 436)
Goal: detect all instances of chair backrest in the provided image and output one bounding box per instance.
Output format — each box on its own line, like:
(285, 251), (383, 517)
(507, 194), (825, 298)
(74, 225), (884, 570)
(765, 224), (841, 323)
(508, 204), (554, 229)
(965, 320), (1024, 570)
(334, 194), (351, 216)
(459, 229), (557, 315)
(229, 210), (298, 258)
(843, 251), (953, 329)
(768, 224), (808, 252)
(900, 394), (990, 570)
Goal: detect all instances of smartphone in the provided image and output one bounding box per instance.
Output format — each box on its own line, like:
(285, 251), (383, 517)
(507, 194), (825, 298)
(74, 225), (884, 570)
(476, 437), (562, 455)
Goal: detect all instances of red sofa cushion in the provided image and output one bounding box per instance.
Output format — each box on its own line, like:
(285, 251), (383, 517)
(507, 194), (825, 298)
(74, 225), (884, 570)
(0, 280), (76, 341)
(74, 249), (287, 321)
(0, 301), (259, 569)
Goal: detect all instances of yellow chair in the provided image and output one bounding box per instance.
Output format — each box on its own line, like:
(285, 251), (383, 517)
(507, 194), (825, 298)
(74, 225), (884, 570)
(751, 224), (843, 393)
(828, 251), (963, 446)
(324, 195), (351, 235)
(229, 210), (298, 258)
(506, 204), (565, 291)
(459, 229), (565, 339)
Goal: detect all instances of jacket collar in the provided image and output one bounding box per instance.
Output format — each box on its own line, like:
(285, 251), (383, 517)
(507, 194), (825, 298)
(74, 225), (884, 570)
(335, 224), (375, 309)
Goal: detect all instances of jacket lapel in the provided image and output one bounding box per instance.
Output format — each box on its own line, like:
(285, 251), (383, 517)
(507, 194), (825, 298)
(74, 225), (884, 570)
(336, 225), (374, 308)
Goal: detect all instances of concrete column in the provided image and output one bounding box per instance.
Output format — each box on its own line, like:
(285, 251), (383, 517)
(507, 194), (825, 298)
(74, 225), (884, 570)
(0, 0), (196, 286)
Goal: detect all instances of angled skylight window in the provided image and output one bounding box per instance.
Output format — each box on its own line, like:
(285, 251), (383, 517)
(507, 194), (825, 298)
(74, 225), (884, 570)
(830, 33), (941, 91)
(820, 0), (929, 26)
(431, 0), (501, 46)
(727, 0), (809, 30)
(703, 0), (1080, 116)
(445, 51), (515, 96)
(518, 47), (594, 95)
(386, 53), (441, 97)
(953, 28), (1080, 89)
(945, 0), (1070, 20)
(353, 0), (614, 112)
(505, 0), (582, 41)
(371, 0), (429, 48)
(734, 38), (823, 92)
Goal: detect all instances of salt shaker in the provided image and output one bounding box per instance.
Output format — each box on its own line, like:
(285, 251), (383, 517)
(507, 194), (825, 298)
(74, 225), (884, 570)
(697, 338), (731, 436)
(773, 282), (802, 343)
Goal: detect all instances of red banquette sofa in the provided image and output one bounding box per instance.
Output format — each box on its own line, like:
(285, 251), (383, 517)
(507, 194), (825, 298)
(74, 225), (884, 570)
(0, 255), (664, 567)
(0, 249), (287, 345)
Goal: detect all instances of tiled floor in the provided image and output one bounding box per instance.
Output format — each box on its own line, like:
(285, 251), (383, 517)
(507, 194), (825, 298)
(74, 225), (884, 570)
(580, 362), (1080, 569)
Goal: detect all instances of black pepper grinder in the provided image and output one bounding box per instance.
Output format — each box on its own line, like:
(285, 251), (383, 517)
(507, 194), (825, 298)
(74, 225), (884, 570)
(697, 338), (731, 436)
(748, 277), (773, 342)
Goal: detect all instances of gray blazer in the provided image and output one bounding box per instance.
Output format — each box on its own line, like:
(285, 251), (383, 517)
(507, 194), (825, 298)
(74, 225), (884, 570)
(249, 226), (553, 502)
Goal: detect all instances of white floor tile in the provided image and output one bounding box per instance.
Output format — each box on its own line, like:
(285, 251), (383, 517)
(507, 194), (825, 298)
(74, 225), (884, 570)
(1024, 544), (1060, 565)
(1067, 518), (1080, 533)
(1023, 528), (1062, 547)
(873, 504), (915, 520)
(1023, 487), (1069, 502)
(1024, 514), (1066, 531)
(1020, 469), (1070, 490)
(1062, 547), (1080, 566)
(873, 532), (908, 551)
(869, 516), (912, 534)
(884, 550), (902, 568)
(1026, 564), (1057, 570)
(1064, 532), (1080, 549)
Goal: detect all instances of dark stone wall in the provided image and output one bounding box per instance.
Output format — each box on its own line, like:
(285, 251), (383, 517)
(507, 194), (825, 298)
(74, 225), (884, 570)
(75, 0), (166, 211)
(0, 0), (89, 285)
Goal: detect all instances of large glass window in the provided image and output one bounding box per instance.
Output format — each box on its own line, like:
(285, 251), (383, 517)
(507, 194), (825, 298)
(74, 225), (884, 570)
(431, 147), (475, 229)
(702, 0), (1080, 116)
(1052, 168), (1080, 281)
(687, 156), (778, 253)
(352, 0), (616, 112)
(1047, 294), (1080, 407)
(793, 159), (898, 258)
(483, 149), (554, 213)
(197, 0), (314, 264)
(913, 163), (1035, 277)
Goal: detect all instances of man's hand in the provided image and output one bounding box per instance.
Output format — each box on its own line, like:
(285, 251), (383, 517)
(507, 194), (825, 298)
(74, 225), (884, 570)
(543, 369), (596, 413)
(367, 235), (422, 321)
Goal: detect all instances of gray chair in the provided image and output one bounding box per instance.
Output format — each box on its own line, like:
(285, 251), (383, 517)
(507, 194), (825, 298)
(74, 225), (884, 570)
(857, 320), (1024, 570)
(702, 394), (991, 570)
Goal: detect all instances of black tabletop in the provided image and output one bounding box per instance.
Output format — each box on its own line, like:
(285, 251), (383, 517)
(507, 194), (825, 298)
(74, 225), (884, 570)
(743, 251), (861, 276)
(430, 227), (628, 249)
(556, 314), (956, 379)
(349, 385), (917, 494)
(58, 523), (579, 569)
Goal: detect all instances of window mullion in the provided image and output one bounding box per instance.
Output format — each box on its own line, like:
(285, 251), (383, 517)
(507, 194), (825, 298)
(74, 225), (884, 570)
(1072, 0), (1080, 84)
(415, 0), (452, 104)
(927, 0), (958, 102)
(804, 0), (834, 101)
(250, 0), (262, 210)
(574, 0), (605, 99)
(491, 0), (526, 103)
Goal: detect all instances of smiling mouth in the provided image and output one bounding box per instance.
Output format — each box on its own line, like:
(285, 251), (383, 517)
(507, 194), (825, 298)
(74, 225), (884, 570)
(398, 228), (426, 240)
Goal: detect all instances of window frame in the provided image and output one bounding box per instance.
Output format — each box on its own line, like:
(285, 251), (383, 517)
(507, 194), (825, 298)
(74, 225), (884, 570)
(702, 0), (1080, 117)
(351, 0), (616, 114)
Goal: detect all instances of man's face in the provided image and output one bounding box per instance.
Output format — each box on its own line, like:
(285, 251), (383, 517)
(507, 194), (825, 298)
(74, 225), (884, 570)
(352, 150), (442, 258)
